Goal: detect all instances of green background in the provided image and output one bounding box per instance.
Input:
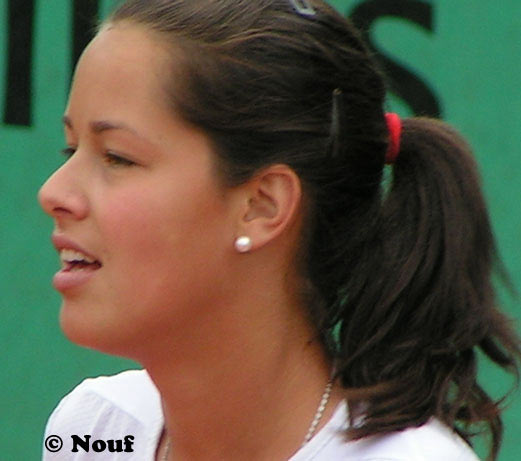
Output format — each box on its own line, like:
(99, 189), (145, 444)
(1, 0), (520, 459)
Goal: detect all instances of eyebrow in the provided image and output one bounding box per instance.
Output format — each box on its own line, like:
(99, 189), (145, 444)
(62, 115), (150, 143)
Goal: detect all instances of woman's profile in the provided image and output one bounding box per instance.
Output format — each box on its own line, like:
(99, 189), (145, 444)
(39, 0), (520, 460)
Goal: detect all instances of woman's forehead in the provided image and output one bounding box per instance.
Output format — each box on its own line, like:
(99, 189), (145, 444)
(83, 24), (165, 73)
(68, 25), (174, 118)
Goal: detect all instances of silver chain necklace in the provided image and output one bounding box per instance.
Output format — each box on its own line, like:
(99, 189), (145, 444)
(160, 377), (334, 461)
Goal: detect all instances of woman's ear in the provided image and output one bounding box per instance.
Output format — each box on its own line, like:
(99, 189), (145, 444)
(234, 164), (302, 252)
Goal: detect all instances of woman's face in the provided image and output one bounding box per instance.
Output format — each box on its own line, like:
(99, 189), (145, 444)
(39, 24), (236, 357)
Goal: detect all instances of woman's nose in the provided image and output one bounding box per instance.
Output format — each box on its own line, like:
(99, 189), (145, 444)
(38, 159), (89, 222)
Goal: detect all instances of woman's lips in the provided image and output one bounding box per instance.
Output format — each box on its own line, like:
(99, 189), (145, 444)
(51, 234), (102, 292)
(53, 264), (101, 292)
(51, 234), (100, 262)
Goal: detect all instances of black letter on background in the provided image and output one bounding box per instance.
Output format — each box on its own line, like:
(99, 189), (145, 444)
(71, 434), (91, 452)
(72, 0), (100, 75)
(350, 0), (441, 117)
(3, 0), (35, 126)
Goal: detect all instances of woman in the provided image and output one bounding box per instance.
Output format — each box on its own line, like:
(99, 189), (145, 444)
(40, 0), (520, 460)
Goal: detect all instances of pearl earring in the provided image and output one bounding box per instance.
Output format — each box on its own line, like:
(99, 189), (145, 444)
(234, 236), (252, 253)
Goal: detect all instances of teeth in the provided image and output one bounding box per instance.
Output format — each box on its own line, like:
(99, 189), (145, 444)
(60, 248), (97, 264)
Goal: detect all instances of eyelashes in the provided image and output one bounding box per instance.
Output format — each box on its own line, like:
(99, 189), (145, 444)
(61, 147), (76, 158)
(60, 147), (136, 167)
(103, 152), (136, 167)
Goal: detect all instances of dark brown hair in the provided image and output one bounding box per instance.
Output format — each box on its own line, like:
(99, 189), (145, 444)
(107, 1), (520, 458)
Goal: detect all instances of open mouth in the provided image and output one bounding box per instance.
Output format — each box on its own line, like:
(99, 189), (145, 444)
(62, 261), (102, 271)
(60, 249), (102, 272)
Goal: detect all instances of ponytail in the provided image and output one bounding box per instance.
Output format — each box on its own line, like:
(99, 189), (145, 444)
(335, 117), (521, 461)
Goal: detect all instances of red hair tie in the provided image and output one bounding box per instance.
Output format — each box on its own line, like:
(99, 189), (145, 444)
(385, 113), (401, 164)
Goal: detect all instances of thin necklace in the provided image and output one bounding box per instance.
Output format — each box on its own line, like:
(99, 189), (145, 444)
(301, 378), (334, 447)
(161, 377), (334, 461)
(161, 436), (170, 461)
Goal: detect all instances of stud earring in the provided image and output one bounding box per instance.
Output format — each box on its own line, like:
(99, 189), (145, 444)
(234, 236), (252, 253)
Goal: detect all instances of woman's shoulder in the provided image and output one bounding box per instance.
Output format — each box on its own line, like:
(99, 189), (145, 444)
(43, 369), (163, 458)
(293, 403), (480, 461)
(51, 369), (160, 422)
(353, 418), (481, 461)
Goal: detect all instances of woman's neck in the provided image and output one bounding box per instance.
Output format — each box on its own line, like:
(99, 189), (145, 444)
(142, 295), (341, 461)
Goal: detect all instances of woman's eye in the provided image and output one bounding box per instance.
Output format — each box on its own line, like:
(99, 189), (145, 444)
(59, 148), (136, 167)
(104, 152), (136, 167)
(61, 147), (76, 159)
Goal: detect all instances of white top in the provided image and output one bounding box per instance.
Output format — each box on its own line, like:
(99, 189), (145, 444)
(42, 369), (480, 460)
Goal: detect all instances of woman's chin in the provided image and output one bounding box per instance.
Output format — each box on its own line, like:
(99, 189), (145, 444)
(60, 302), (121, 354)
(58, 301), (152, 361)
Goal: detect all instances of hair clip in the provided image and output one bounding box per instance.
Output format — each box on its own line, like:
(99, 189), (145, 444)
(289, 0), (316, 16)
